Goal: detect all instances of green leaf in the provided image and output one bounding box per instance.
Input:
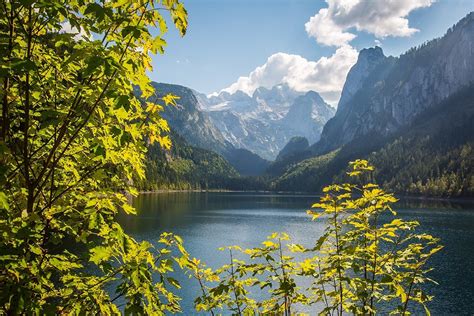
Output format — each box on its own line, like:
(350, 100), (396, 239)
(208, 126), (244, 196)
(90, 246), (111, 264)
(0, 192), (9, 210)
(167, 277), (181, 289)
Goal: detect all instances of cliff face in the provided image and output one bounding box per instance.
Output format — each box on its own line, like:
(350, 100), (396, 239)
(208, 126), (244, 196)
(314, 12), (474, 155)
(337, 46), (386, 112)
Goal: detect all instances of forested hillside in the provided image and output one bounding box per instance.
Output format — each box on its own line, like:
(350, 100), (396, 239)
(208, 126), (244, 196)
(138, 130), (239, 190)
(272, 85), (474, 197)
(140, 130), (271, 191)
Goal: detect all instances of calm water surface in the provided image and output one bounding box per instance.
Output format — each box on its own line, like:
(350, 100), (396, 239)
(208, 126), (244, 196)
(118, 192), (474, 315)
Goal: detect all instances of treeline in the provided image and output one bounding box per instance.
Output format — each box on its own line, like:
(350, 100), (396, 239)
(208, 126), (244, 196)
(369, 140), (473, 197)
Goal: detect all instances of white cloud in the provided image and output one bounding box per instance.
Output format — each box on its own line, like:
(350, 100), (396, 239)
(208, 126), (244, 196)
(305, 0), (434, 47)
(60, 21), (90, 41)
(218, 0), (433, 106)
(221, 45), (358, 106)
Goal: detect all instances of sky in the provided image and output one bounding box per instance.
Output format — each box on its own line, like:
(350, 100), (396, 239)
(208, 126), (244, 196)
(150, 0), (474, 105)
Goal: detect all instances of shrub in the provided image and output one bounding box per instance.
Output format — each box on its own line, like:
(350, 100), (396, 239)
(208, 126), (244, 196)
(187, 160), (442, 315)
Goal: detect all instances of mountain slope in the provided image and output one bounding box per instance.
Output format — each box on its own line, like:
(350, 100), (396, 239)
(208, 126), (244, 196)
(149, 82), (270, 176)
(271, 12), (474, 197)
(275, 136), (309, 162)
(151, 82), (232, 156)
(225, 148), (271, 176)
(202, 84), (335, 160)
(313, 12), (474, 155)
(139, 130), (239, 190)
(273, 85), (474, 197)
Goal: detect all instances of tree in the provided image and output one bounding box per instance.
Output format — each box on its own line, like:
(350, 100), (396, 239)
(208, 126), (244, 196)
(0, 0), (188, 313)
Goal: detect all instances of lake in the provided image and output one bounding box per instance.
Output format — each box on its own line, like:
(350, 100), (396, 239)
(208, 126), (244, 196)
(118, 192), (474, 315)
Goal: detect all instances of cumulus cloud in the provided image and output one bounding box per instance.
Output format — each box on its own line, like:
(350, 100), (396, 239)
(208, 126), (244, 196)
(305, 0), (434, 47)
(218, 0), (434, 106)
(221, 45), (358, 106)
(60, 21), (90, 41)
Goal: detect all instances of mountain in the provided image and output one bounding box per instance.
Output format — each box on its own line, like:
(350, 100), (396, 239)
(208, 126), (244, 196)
(273, 85), (474, 196)
(151, 82), (232, 156)
(275, 136), (309, 161)
(226, 148), (271, 176)
(281, 91), (335, 144)
(149, 82), (269, 175)
(149, 82), (334, 175)
(200, 84), (334, 160)
(271, 12), (474, 197)
(138, 130), (239, 190)
(313, 12), (474, 155)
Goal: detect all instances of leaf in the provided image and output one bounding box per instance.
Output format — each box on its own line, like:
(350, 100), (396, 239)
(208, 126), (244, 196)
(84, 3), (105, 21)
(11, 59), (37, 73)
(171, 3), (188, 36)
(262, 241), (275, 248)
(395, 284), (408, 303)
(167, 277), (181, 289)
(29, 245), (42, 255)
(89, 246), (112, 264)
(122, 203), (136, 215)
(0, 192), (9, 210)
(162, 93), (180, 106)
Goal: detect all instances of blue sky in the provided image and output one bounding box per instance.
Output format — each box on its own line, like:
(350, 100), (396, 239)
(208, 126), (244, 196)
(150, 0), (474, 104)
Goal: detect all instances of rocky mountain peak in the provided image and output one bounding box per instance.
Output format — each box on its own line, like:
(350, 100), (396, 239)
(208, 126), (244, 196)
(313, 12), (474, 156)
(304, 91), (326, 107)
(194, 83), (334, 160)
(337, 46), (386, 111)
(358, 46), (385, 61)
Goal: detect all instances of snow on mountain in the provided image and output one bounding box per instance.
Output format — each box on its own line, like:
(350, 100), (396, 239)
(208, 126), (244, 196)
(200, 83), (335, 160)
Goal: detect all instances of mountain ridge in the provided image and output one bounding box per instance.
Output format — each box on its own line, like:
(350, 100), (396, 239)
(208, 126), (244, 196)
(202, 83), (335, 160)
(312, 12), (474, 155)
(269, 12), (474, 197)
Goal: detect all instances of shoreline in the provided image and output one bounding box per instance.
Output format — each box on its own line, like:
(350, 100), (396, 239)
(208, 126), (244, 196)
(137, 189), (474, 202)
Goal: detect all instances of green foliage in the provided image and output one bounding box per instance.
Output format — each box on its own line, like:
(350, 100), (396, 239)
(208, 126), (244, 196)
(189, 160), (442, 315)
(138, 130), (240, 190)
(303, 160), (442, 315)
(272, 149), (339, 191)
(0, 0), (189, 313)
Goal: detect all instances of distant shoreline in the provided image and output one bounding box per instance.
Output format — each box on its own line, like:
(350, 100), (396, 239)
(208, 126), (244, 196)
(137, 190), (474, 202)
(138, 189), (315, 195)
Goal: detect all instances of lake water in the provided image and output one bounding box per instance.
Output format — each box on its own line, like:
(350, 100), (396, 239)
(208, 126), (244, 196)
(119, 192), (474, 315)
